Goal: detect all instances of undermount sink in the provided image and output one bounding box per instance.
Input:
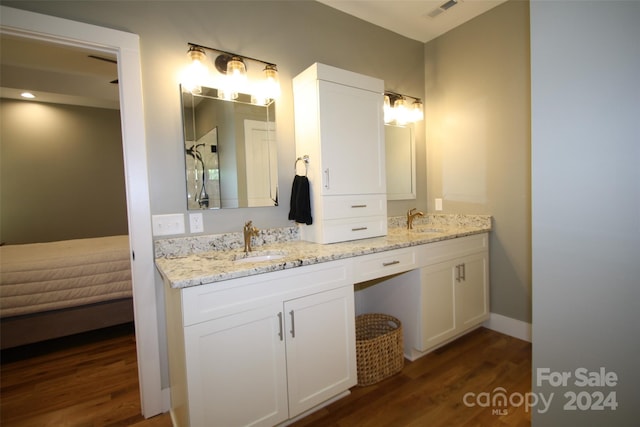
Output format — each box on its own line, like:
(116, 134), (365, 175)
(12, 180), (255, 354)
(233, 251), (286, 264)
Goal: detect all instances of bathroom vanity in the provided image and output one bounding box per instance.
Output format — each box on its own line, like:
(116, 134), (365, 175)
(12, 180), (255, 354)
(156, 214), (491, 427)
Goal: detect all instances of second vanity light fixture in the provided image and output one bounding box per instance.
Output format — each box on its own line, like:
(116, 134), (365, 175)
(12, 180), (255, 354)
(183, 43), (280, 105)
(384, 91), (424, 125)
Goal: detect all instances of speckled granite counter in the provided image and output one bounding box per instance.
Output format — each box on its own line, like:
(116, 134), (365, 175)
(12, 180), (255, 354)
(155, 214), (491, 289)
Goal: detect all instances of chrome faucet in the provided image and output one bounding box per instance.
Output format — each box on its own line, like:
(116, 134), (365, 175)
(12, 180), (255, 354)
(407, 208), (424, 230)
(243, 221), (259, 253)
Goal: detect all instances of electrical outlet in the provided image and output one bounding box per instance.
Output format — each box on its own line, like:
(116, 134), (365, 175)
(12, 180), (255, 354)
(189, 213), (204, 233)
(152, 214), (185, 236)
(435, 198), (443, 211)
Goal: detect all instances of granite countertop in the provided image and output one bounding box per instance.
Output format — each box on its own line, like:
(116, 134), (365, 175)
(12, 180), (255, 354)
(155, 214), (491, 289)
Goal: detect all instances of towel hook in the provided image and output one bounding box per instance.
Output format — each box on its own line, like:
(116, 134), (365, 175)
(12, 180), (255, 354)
(295, 155), (309, 176)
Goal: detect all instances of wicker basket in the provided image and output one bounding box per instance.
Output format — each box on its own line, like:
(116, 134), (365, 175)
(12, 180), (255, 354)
(355, 313), (404, 386)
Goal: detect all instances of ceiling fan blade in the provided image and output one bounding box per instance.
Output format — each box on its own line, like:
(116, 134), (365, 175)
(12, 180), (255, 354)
(88, 54), (117, 64)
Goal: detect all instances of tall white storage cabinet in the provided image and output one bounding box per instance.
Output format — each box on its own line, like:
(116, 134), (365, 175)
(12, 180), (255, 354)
(293, 63), (387, 244)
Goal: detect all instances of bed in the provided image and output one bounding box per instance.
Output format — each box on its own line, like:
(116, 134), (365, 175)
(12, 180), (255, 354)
(0, 235), (134, 349)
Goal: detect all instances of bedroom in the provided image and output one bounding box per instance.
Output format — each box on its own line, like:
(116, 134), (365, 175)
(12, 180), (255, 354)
(0, 37), (134, 349)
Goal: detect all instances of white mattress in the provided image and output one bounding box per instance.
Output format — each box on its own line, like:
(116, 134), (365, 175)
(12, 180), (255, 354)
(0, 236), (132, 318)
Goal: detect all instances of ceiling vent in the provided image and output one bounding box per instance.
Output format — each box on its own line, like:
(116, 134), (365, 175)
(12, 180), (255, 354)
(426, 0), (459, 18)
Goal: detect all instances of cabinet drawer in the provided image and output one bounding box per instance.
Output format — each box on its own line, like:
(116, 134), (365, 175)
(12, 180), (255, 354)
(181, 261), (350, 326)
(322, 194), (387, 220)
(416, 233), (488, 267)
(354, 247), (417, 282)
(321, 216), (387, 244)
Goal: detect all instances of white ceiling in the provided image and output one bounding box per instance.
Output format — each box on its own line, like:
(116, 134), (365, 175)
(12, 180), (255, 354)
(0, 34), (119, 109)
(317, 0), (507, 43)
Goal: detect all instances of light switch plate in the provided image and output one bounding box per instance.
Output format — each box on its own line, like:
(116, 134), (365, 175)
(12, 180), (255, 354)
(152, 214), (185, 236)
(189, 213), (204, 233)
(435, 198), (443, 211)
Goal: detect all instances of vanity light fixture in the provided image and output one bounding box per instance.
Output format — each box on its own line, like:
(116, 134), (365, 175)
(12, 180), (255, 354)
(184, 42), (280, 104)
(384, 91), (424, 124)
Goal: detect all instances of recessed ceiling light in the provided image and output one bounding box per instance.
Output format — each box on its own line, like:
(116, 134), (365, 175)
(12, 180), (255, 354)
(20, 92), (36, 99)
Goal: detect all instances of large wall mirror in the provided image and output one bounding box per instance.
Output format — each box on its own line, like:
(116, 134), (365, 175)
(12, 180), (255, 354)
(181, 85), (278, 209)
(385, 124), (416, 200)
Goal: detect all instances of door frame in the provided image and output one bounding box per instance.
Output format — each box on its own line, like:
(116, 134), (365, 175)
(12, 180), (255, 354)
(1, 6), (163, 417)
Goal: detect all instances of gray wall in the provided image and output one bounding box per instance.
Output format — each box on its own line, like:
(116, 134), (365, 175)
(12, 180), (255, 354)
(0, 99), (128, 244)
(531, 1), (640, 425)
(424, 0), (531, 323)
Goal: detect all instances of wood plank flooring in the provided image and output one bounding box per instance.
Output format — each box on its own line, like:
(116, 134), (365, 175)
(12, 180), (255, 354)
(0, 323), (172, 427)
(291, 327), (532, 427)
(1, 325), (530, 427)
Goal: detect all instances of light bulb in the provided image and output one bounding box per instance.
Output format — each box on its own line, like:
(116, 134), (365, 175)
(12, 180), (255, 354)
(225, 56), (247, 96)
(411, 100), (424, 122)
(183, 46), (208, 93)
(394, 97), (409, 125)
(262, 64), (281, 100)
(383, 95), (394, 123)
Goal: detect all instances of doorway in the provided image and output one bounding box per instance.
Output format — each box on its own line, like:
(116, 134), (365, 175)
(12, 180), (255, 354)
(0, 6), (163, 417)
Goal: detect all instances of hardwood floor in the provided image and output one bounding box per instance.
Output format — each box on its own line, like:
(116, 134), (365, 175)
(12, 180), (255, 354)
(0, 323), (171, 427)
(291, 327), (532, 427)
(1, 325), (530, 427)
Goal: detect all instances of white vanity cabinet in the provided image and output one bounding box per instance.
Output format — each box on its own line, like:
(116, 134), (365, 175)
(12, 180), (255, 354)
(417, 250), (489, 354)
(354, 233), (490, 361)
(293, 63), (387, 244)
(164, 261), (357, 427)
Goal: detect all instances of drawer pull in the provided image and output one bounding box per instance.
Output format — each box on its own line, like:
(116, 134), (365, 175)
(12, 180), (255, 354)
(351, 204), (367, 208)
(352, 227), (368, 231)
(382, 260), (400, 267)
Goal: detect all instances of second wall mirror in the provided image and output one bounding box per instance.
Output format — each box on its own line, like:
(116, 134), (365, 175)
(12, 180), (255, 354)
(385, 124), (416, 200)
(181, 85), (278, 209)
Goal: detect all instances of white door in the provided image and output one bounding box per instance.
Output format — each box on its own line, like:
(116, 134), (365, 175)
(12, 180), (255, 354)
(244, 120), (277, 206)
(185, 304), (288, 427)
(285, 286), (357, 417)
(317, 80), (385, 196)
(418, 262), (457, 352)
(456, 252), (490, 330)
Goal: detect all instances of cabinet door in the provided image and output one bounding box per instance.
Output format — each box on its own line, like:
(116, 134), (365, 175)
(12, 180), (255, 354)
(317, 80), (385, 196)
(456, 252), (490, 330)
(184, 304), (288, 427)
(418, 261), (458, 352)
(285, 286), (357, 417)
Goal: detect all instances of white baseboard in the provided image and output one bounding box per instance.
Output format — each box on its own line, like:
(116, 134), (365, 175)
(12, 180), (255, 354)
(161, 387), (171, 414)
(483, 312), (531, 342)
